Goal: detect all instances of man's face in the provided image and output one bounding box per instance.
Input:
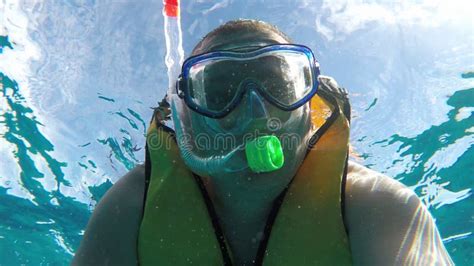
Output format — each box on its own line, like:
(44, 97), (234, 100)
(177, 29), (312, 187)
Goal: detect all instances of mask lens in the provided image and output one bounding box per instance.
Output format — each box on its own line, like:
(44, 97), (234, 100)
(188, 59), (243, 113)
(258, 52), (313, 106)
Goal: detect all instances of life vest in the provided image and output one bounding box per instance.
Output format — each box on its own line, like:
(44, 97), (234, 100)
(138, 76), (353, 265)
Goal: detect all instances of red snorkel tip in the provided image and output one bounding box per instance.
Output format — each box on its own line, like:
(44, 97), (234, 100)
(164, 0), (179, 17)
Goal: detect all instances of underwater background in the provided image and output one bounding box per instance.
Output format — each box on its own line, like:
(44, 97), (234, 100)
(0, 0), (473, 265)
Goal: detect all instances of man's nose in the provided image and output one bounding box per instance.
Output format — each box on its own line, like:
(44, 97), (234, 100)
(247, 89), (269, 120)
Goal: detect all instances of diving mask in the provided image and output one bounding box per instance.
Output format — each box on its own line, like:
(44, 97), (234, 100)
(176, 44), (320, 118)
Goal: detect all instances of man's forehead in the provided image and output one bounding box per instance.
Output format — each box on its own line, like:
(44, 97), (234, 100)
(193, 30), (289, 55)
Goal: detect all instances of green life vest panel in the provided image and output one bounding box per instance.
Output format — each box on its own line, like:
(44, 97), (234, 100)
(138, 77), (353, 265)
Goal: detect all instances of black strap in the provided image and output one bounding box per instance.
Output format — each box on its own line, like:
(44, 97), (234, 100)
(192, 174), (233, 266)
(306, 104), (340, 154)
(341, 155), (349, 236)
(318, 83), (352, 237)
(141, 144), (151, 219)
(254, 181), (292, 265)
(137, 144), (151, 266)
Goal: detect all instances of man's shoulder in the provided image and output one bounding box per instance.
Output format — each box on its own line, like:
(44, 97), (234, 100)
(346, 161), (414, 201)
(72, 164), (146, 265)
(111, 163), (146, 195)
(95, 163), (146, 211)
(344, 161), (453, 265)
(344, 160), (421, 225)
(95, 163), (147, 224)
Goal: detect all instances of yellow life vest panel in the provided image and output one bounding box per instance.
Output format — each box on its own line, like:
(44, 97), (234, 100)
(138, 77), (353, 265)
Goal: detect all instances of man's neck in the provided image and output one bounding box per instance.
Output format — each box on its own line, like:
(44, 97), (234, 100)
(201, 175), (288, 265)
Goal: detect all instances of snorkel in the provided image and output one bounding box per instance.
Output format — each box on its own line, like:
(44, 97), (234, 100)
(163, 0), (184, 90)
(163, 1), (287, 176)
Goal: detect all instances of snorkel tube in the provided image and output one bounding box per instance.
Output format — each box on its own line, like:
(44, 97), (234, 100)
(169, 101), (245, 176)
(163, 1), (284, 176)
(163, 0), (234, 176)
(163, 0), (184, 92)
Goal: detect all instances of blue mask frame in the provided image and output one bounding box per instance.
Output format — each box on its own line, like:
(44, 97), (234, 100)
(176, 44), (321, 119)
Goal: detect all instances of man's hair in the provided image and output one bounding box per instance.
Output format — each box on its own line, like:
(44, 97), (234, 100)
(192, 19), (293, 55)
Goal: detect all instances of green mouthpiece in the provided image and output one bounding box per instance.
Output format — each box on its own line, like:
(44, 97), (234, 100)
(245, 135), (284, 173)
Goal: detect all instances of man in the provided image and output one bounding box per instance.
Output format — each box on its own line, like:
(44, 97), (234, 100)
(73, 20), (453, 265)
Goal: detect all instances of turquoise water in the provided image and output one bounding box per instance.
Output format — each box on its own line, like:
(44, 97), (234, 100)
(1, 0), (473, 265)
